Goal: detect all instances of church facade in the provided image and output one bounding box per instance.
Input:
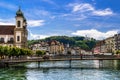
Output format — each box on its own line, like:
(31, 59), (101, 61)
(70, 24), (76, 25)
(0, 8), (28, 48)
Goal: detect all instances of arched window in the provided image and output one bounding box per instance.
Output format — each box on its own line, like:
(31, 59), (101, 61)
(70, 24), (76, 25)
(17, 21), (21, 27)
(10, 37), (14, 41)
(1, 38), (4, 42)
(17, 36), (20, 41)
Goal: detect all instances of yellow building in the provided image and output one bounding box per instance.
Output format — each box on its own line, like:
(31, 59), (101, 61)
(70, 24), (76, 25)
(48, 40), (64, 54)
(105, 37), (115, 53)
(31, 40), (64, 54)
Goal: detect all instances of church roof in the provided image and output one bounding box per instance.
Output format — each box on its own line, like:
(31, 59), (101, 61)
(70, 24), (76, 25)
(0, 25), (15, 35)
(16, 8), (26, 22)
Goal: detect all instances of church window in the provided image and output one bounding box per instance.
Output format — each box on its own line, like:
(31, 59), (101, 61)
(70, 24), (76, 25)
(1, 38), (4, 42)
(10, 37), (14, 41)
(17, 21), (21, 27)
(17, 36), (20, 41)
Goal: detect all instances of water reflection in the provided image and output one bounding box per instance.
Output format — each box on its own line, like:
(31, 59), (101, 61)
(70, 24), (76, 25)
(26, 68), (120, 80)
(25, 60), (120, 69)
(0, 68), (27, 80)
(0, 60), (120, 80)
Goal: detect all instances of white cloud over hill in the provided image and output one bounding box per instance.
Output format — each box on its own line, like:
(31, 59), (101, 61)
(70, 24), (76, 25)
(28, 20), (45, 27)
(72, 29), (118, 40)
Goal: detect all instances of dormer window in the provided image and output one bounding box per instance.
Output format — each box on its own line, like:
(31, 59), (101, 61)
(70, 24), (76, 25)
(17, 21), (21, 27)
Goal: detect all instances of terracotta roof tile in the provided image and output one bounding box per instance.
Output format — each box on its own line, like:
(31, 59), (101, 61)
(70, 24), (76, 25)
(0, 25), (15, 35)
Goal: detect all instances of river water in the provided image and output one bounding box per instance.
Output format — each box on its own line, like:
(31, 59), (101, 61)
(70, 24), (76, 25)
(0, 60), (120, 80)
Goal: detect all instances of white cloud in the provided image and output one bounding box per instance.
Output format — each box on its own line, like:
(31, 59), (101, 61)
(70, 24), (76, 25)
(28, 20), (45, 27)
(72, 3), (94, 12)
(0, 18), (45, 27)
(68, 3), (114, 16)
(0, 22), (14, 25)
(0, 18), (15, 25)
(92, 8), (113, 16)
(72, 29), (118, 40)
(28, 30), (48, 40)
(29, 34), (49, 40)
(28, 30), (58, 40)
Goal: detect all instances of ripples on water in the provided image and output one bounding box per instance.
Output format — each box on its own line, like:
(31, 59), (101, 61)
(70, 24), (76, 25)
(0, 60), (120, 80)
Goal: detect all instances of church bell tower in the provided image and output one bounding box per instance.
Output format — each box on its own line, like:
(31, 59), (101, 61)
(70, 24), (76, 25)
(14, 8), (28, 48)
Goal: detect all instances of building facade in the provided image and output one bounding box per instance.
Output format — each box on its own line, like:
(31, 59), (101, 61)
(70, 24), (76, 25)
(114, 33), (120, 51)
(31, 40), (64, 55)
(105, 37), (115, 53)
(93, 33), (120, 54)
(93, 40), (106, 54)
(0, 8), (28, 48)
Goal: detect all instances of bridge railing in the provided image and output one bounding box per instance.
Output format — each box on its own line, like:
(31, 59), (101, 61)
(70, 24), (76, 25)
(50, 54), (94, 59)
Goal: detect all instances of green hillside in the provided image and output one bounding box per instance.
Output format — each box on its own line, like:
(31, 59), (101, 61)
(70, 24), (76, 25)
(28, 36), (96, 50)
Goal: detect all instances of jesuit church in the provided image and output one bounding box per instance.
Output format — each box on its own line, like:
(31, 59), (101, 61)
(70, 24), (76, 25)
(0, 8), (28, 48)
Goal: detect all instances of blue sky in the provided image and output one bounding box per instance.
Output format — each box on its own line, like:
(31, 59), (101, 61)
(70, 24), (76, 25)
(0, 0), (120, 40)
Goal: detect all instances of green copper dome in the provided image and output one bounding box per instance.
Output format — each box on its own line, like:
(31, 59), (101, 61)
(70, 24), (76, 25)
(16, 8), (23, 16)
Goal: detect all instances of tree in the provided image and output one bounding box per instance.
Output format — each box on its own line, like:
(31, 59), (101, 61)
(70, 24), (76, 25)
(0, 45), (34, 59)
(36, 50), (45, 56)
(0, 46), (5, 59)
(26, 49), (33, 56)
(3, 46), (9, 57)
(28, 36), (97, 50)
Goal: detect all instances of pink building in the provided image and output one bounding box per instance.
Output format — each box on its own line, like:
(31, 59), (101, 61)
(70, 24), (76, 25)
(93, 40), (106, 54)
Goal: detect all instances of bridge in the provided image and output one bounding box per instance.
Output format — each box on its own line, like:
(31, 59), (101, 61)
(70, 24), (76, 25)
(0, 55), (120, 68)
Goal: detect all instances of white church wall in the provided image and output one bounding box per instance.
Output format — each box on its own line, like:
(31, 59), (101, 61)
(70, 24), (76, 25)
(0, 35), (14, 43)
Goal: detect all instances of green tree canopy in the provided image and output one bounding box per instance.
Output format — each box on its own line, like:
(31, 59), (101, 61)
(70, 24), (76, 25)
(28, 36), (97, 51)
(36, 50), (45, 56)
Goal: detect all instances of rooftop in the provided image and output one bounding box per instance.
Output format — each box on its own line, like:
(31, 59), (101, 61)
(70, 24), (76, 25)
(0, 25), (15, 35)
